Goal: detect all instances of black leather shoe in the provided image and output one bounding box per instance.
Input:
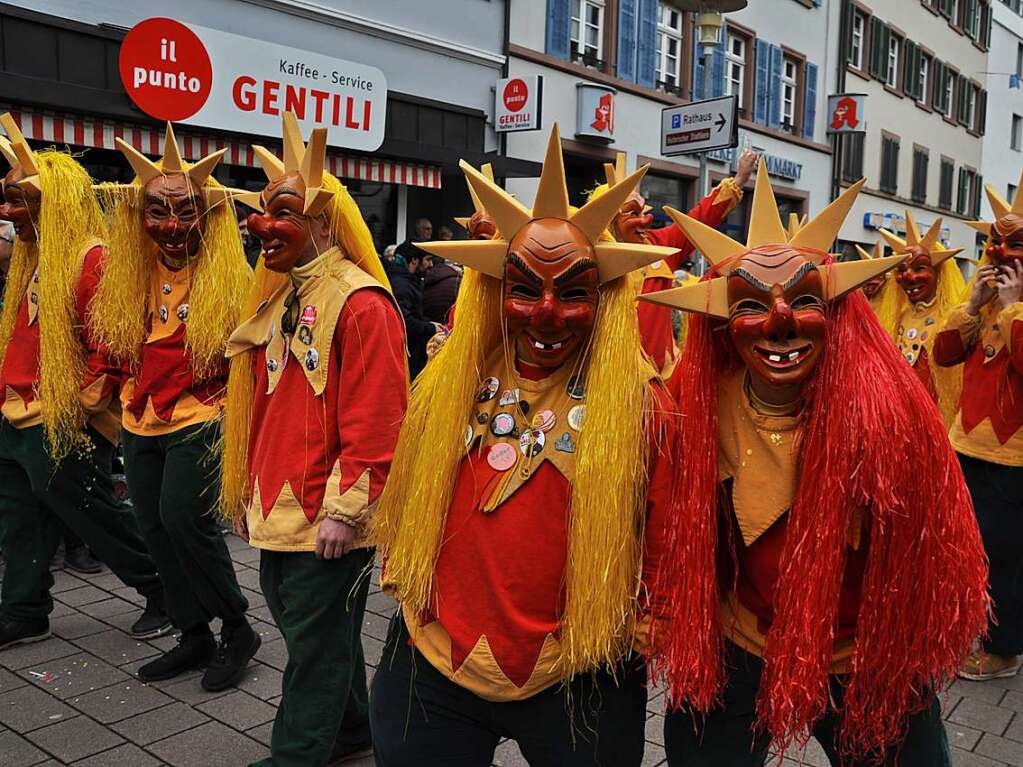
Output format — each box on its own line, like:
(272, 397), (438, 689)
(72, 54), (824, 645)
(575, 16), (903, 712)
(138, 631), (216, 682)
(327, 740), (373, 765)
(63, 545), (103, 575)
(201, 621), (260, 692)
(130, 597), (172, 640)
(0, 619), (51, 651)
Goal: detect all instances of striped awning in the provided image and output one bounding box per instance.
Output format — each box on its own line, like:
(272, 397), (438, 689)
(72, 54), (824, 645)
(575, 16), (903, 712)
(3, 106), (443, 189)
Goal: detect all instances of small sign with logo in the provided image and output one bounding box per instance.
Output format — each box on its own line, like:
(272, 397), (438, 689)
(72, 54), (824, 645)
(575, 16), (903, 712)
(575, 83), (616, 143)
(119, 16), (387, 151)
(494, 76), (543, 133)
(660, 95), (738, 156)
(826, 94), (867, 134)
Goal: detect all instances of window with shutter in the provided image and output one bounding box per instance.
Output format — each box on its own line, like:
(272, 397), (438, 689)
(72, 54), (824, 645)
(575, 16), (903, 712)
(754, 39), (770, 125)
(956, 168), (968, 214)
(880, 134), (900, 194)
(842, 132), (865, 182)
(902, 41), (916, 96)
(932, 60), (944, 111)
(939, 158), (955, 210)
(911, 147), (929, 203)
(978, 89), (987, 134)
(868, 17), (883, 78)
(546, 0), (572, 60)
(803, 62), (818, 141)
(973, 174), (983, 217)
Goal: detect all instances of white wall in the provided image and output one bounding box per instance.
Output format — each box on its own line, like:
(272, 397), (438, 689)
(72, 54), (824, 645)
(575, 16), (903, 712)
(827, 1), (987, 250)
(505, 0), (832, 217)
(981, 1), (1023, 221)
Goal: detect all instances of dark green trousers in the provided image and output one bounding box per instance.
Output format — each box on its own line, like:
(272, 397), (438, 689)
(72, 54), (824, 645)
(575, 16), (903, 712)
(122, 422), (248, 633)
(0, 420), (162, 621)
(253, 547), (373, 767)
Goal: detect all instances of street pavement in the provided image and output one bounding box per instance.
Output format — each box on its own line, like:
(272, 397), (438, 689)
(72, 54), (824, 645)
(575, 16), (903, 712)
(0, 535), (1020, 766)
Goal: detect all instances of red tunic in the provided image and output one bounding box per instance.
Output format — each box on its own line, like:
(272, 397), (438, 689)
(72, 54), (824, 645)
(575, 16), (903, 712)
(0, 244), (121, 442)
(639, 187), (738, 371)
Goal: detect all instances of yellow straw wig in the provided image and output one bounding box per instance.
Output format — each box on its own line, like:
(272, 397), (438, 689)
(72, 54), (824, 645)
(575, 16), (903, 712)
(91, 175), (252, 380)
(0, 149), (107, 459)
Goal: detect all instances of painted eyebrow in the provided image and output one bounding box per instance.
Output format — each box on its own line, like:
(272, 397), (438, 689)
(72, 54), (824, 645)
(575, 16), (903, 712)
(554, 258), (598, 287)
(731, 267), (772, 292)
(781, 261), (818, 291)
(264, 186), (303, 205)
(506, 253), (544, 287)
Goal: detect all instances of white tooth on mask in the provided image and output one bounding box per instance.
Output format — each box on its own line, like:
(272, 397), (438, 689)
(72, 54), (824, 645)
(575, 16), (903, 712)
(769, 354), (782, 362)
(788, 351), (799, 361)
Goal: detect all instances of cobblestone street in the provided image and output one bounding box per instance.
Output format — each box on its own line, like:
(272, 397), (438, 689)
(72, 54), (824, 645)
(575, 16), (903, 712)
(0, 536), (1019, 767)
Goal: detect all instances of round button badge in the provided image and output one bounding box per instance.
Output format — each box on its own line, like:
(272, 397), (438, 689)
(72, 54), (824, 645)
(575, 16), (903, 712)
(491, 412), (516, 437)
(519, 428), (545, 457)
(487, 442), (518, 472)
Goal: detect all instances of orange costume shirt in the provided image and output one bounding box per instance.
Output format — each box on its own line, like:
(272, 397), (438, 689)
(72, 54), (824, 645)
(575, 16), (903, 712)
(227, 251), (408, 551)
(0, 242), (121, 443)
(403, 364), (676, 702)
(933, 302), (1023, 466)
(121, 260), (226, 436)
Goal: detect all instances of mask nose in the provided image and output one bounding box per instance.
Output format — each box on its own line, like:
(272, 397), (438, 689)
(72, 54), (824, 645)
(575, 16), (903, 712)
(989, 242), (1004, 260)
(247, 212), (273, 242)
(762, 285), (796, 342)
(530, 292), (564, 331)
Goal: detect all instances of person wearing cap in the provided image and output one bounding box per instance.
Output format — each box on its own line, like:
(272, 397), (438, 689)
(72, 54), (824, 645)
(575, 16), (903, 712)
(90, 124), (256, 690)
(0, 114), (168, 650)
(370, 125), (680, 766)
(935, 178), (1023, 682)
(642, 162), (987, 765)
(221, 112), (406, 767)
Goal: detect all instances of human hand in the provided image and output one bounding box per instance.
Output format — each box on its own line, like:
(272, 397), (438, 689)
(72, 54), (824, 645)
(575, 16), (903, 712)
(734, 150), (758, 187)
(997, 260), (1023, 310)
(315, 517), (357, 559)
(426, 327), (450, 359)
(967, 265), (1000, 315)
(233, 514), (249, 542)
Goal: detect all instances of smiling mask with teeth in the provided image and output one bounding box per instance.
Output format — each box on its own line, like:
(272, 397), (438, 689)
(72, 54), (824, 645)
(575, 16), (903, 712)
(641, 158), (905, 390)
(416, 124), (677, 371)
(876, 211), (963, 307)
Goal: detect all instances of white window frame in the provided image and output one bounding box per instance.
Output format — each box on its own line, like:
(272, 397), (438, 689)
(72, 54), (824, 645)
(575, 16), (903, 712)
(655, 2), (684, 88)
(725, 32), (746, 100)
(887, 35), (900, 89)
(944, 73), (955, 118)
(570, 0), (605, 62)
(781, 56), (798, 128)
(851, 11), (865, 69)
(966, 84), (977, 128)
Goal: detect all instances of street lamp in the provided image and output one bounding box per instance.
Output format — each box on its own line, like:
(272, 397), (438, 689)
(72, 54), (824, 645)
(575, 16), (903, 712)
(673, 0), (746, 273)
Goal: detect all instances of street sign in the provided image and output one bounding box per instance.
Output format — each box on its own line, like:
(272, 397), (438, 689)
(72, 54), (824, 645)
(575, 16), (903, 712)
(661, 95), (738, 156)
(826, 93), (867, 134)
(495, 76), (543, 133)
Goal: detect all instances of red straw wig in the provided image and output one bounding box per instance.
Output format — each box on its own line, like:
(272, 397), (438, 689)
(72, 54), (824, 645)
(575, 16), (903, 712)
(654, 273), (988, 760)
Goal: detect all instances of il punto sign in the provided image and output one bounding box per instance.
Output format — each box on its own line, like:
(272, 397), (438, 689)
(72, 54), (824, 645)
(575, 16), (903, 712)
(119, 17), (387, 151)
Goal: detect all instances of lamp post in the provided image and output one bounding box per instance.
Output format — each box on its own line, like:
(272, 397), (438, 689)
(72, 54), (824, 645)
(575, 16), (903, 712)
(674, 1), (747, 205)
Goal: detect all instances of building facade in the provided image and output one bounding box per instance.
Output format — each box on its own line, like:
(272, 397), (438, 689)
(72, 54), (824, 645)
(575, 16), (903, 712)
(980, 0), (1023, 230)
(0, 0), (534, 250)
(503, 0), (834, 245)
(831, 0), (993, 254)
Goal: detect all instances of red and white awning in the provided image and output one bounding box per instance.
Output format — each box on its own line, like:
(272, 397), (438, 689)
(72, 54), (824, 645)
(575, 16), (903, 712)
(3, 106), (443, 189)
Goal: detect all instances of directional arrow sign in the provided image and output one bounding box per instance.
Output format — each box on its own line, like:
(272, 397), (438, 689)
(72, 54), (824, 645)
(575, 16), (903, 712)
(661, 95), (739, 157)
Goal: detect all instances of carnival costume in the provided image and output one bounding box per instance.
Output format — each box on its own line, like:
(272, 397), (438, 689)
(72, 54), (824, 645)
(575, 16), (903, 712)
(91, 124), (257, 688)
(589, 152), (744, 377)
(936, 179), (1023, 680)
(370, 125), (680, 767)
(643, 161), (987, 766)
(854, 240), (891, 311)
(872, 211), (966, 424)
(0, 113), (166, 648)
(221, 113), (406, 767)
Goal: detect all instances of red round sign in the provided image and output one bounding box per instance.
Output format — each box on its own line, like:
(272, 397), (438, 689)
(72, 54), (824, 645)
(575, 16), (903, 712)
(118, 17), (212, 122)
(503, 79), (529, 113)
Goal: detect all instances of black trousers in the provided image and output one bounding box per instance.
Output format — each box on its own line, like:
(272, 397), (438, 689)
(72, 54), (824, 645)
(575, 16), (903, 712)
(0, 421), (161, 621)
(252, 547), (373, 767)
(959, 452), (1023, 657)
(122, 422), (248, 633)
(370, 615), (648, 767)
(663, 642), (950, 767)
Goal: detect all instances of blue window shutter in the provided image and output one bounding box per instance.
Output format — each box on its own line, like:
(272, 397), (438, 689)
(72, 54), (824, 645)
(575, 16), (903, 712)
(693, 34), (705, 100)
(636, 0), (658, 88)
(768, 43), (783, 129)
(803, 62), (818, 140)
(710, 28), (726, 98)
(617, 0), (639, 82)
(546, 0), (571, 60)
(754, 39), (770, 124)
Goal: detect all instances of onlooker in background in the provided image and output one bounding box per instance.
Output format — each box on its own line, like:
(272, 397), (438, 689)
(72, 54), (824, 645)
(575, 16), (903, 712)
(422, 255), (461, 325)
(383, 250), (441, 379)
(235, 203), (263, 267)
(0, 220), (12, 279)
(382, 244), (398, 263)
(395, 218), (433, 265)
(436, 225), (454, 241)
